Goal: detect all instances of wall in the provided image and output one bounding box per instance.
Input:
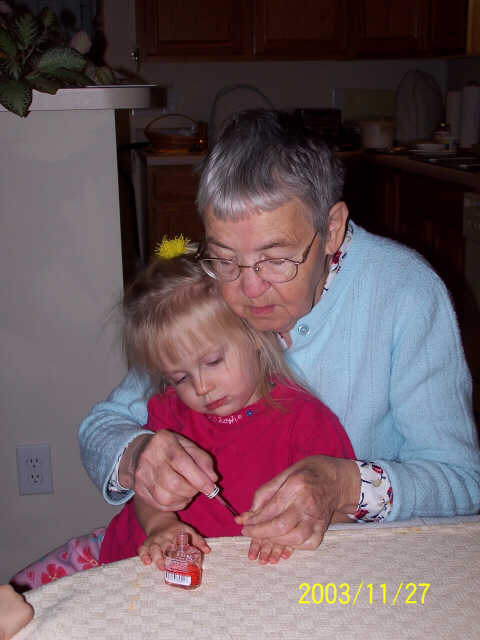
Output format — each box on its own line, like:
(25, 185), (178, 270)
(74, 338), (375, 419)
(0, 108), (124, 584)
(447, 56), (480, 89)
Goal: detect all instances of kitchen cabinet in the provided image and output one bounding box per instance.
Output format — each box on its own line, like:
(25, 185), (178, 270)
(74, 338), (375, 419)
(253, 0), (348, 58)
(344, 156), (467, 305)
(467, 0), (480, 54)
(139, 152), (205, 259)
(135, 0), (467, 60)
(351, 0), (468, 58)
(351, 0), (430, 58)
(430, 0), (469, 56)
(135, 0), (250, 59)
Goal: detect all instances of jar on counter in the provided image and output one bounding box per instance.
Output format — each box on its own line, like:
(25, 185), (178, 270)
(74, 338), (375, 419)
(433, 122), (457, 151)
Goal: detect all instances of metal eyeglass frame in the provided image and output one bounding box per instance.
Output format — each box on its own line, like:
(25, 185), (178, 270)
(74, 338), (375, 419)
(197, 231), (318, 283)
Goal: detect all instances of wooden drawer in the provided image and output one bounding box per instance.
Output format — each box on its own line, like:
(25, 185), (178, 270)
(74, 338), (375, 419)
(145, 163), (204, 258)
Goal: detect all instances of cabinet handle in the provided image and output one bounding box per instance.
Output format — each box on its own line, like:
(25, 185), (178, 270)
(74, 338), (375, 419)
(131, 47), (141, 73)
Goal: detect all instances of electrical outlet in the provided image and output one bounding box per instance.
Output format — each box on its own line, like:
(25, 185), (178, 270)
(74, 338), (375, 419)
(16, 444), (53, 495)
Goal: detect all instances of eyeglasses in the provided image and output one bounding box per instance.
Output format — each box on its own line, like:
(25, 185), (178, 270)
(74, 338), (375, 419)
(198, 231), (318, 283)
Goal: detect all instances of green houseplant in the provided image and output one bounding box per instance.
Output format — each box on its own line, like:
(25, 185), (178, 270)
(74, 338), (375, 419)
(0, 2), (115, 117)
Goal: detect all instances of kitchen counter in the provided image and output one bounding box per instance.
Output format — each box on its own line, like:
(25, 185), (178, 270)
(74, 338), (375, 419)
(139, 148), (207, 166)
(341, 150), (480, 191)
(0, 85), (153, 112)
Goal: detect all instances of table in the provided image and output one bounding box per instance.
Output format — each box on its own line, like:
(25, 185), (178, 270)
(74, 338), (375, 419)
(15, 517), (480, 639)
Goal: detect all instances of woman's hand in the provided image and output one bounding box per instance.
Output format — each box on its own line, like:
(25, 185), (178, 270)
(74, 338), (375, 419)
(138, 523), (210, 570)
(119, 431), (218, 510)
(235, 456), (360, 550)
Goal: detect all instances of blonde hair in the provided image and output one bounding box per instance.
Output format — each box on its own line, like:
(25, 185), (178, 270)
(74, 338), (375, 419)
(123, 256), (296, 401)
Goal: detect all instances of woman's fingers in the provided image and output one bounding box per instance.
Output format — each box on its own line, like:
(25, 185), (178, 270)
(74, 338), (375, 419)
(240, 457), (345, 548)
(133, 431), (218, 510)
(243, 504), (328, 549)
(249, 467), (293, 513)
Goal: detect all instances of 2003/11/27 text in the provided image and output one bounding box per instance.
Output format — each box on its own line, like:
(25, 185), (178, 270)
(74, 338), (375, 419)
(298, 582), (431, 606)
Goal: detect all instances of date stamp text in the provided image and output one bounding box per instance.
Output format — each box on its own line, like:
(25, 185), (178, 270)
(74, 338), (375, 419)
(298, 582), (431, 606)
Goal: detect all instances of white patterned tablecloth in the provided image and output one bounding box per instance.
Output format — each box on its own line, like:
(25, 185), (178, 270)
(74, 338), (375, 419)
(14, 518), (480, 640)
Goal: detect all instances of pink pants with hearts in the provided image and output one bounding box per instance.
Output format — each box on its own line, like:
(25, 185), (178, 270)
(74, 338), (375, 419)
(11, 527), (106, 591)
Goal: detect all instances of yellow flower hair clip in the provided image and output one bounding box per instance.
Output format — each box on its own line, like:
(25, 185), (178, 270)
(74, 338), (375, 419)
(154, 234), (192, 260)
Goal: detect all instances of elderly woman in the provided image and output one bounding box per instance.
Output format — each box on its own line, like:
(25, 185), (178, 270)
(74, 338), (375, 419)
(79, 109), (480, 551)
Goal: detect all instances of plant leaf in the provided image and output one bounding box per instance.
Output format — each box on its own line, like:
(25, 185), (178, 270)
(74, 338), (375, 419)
(38, 7), (57, 32)
(1, 56), (22, 79)
(43, 67), (90, 87)
(92, 66), (116, 85)
(26, 72), (61, 94)
(0, 77), (32, 116)
(14, 12), (39, 51)
(0, 29), (17, 58)
(36, 46), (86, 73)
(36, 7), (62, 47)
(83, 61), (97, 83)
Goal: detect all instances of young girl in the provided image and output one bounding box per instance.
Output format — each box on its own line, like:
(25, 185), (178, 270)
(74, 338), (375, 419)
(12, 243), (354, 589)
(99, 246), (354, 568)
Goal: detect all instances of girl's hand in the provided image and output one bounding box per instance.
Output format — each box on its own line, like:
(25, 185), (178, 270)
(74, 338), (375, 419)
(246, 538), (294, 565)
(137, 523), (210, 570)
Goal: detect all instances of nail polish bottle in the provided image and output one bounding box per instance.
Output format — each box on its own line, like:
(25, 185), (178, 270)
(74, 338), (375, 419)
(164, 533), (202, 590)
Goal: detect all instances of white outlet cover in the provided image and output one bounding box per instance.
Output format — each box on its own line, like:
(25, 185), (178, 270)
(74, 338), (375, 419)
(16, 444), (53, 495)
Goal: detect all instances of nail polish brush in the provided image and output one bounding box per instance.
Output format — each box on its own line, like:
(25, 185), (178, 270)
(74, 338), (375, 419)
(205, 484), (239, 517)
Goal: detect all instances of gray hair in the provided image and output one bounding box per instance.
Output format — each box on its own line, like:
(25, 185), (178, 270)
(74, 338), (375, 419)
(196, 109), (345, 234)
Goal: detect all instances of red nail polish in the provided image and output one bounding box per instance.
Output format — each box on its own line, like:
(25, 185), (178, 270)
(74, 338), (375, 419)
(164, 533), (202, 590)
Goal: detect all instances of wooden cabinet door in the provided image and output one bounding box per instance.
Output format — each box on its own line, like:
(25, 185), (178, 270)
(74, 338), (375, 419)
(345, 158), (467, 309)
(351, 0), (429, 57)
(429, 0), (468, 55)
(253, 0), (348, 58)
(343, 158), (400, 240)
(397, 173), (466, 306)
(136, 0), (250, 60)
(146, 165), (204, 258)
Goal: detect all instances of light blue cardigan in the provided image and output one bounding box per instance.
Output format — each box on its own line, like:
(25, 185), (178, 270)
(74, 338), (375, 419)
(78, 222), (480, 520)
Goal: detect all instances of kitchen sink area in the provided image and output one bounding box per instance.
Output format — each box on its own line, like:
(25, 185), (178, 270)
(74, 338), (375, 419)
(407, 151), (480, 173)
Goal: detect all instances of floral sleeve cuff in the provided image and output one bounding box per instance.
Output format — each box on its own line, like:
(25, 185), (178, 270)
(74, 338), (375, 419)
(348, 461), (393, 523)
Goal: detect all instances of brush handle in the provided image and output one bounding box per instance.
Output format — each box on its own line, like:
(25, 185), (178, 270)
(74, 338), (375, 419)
(205, 484), (240, 517)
